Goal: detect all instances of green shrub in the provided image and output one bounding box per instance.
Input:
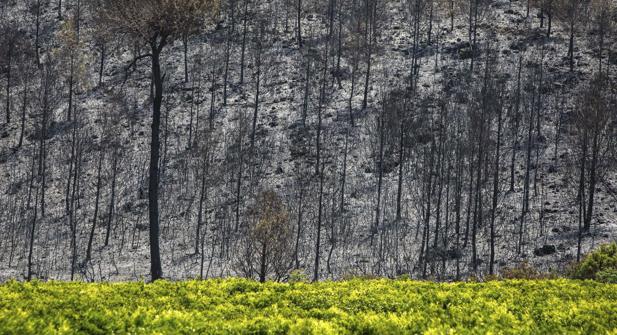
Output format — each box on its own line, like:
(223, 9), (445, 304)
(288, 269), (309, 283)
(340, 273), (381, 281)
(571, 243), (617, 281)
(1, 279), (616, 334)
(596, 269), (617, 284)
(396, 273), (411, 281)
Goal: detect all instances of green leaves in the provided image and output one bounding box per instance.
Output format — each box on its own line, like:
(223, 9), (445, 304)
(571, 243), (617, 281)
(0, 279), (616, 334)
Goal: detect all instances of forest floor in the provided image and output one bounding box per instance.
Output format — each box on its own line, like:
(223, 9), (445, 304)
(0, 0), (616, 282)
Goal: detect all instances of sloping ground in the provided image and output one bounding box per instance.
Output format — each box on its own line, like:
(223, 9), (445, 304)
(1, 279), (616, 334)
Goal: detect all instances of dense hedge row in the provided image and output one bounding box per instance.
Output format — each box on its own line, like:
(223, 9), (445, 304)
(1, 279), (616, 334)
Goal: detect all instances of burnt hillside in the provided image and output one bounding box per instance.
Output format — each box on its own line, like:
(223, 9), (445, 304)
(0, 0), (616, 282)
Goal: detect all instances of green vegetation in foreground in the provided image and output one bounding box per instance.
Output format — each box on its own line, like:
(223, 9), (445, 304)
(1, 279), (616, 334)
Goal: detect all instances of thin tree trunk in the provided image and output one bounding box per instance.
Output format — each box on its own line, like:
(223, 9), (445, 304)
(67, 56), (74, 121)
(348, 61), (356, 126)
(577, 133), (587, 261)
(313, 162), (325, 282)
(427, 0), (433, 44)
(85, 150), (104, 263)
(234, 135), (244, 232)
(223, 35), (231, 105)
(584, 130), (599, 232)
(374, 108), (385, 234)
(396, 124), (405, 220)
(5, 44), (11, 124)
(340, 129), (349, 212)
(27, 189), (40, 281)
(239, 0), (249, 84)
(18, 74), (28, 148)
(510, 54), (523, 192)
(294, 183), (304, 269)
(98, 44), (105, 86)
(250, 49), (261, 150)
(489, 104), (503, 275)
(183, 35), (189, 83)
(148, 38), (166, 281)
(196, 164), (207, 254)
(297, 0), (302, 46)
(361, 0), (373, 110)
(104, 152), (118, 247)
(568, 19), (575, 72)
(35, 0), (41, 64)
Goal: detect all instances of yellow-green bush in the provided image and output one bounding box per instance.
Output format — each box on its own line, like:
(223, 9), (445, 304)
(0, 279), (616, 334)
(571, 243), (617, 282)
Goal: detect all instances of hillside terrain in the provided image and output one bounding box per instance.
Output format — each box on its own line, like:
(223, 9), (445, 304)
(0, 0), (616, 282)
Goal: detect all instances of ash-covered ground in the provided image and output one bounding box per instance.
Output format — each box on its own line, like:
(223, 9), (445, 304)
(0, 0), (615, 282)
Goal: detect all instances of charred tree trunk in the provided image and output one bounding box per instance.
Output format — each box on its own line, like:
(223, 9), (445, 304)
(148, 34), (168, 281)
(313, 162), (325, 282)
(297, 0), (302, 46)
(85, 150), (104, 263)
(577, 132), (588, 261)
(239, 0), (249, 85)
(489, 104), (503, 275)
(99, 43), (106, 86)
(5, 43), (11, 124)
(196, 165), (207, 254)
(18, 73), (28, 148)
(584, 129), (599, 232)
(104, 151), (118, 247)
(27, 189), (40, 281)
